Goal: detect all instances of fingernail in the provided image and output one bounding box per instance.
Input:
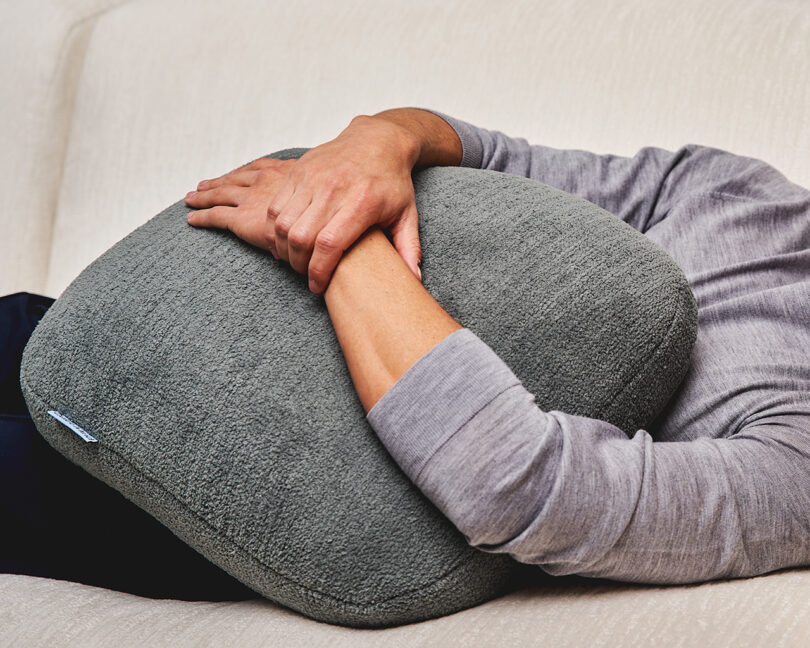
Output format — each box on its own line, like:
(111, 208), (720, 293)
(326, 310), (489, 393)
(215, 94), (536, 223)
(270, 249), (279, 260)
(309, 278), (321, 293)
(417, 266), (422, 281)
(186, 191), (196, 198)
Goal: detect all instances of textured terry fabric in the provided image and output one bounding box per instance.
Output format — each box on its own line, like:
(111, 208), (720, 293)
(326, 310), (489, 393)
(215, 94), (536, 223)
(19, 149), (696, 628)
(368, 108), (810, 585)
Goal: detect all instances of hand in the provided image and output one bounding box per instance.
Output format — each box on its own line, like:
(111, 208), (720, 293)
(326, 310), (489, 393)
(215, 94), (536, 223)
(185, 157), (296, 254)
(187, 115), (424, 295)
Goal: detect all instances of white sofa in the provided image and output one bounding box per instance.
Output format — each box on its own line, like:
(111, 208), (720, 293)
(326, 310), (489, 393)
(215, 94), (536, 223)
(3, 0), (810, 645)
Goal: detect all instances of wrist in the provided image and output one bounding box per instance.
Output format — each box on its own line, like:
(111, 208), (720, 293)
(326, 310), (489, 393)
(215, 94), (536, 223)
(326, 226), (391, 299)
(370, 108), (462, 167)
(349, 114), (421, 170)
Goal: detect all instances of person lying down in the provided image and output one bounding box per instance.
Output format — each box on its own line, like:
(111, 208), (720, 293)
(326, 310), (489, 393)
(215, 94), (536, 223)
(183, 107), (810, 585)
(5, 106), (808, 593)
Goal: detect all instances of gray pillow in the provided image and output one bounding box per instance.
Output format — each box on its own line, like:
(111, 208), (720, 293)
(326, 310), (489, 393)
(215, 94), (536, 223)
(20, 148), (697, 628)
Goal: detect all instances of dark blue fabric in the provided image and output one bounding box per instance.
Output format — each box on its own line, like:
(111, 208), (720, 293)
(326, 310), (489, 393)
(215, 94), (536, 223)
(0, 292), (257, 600)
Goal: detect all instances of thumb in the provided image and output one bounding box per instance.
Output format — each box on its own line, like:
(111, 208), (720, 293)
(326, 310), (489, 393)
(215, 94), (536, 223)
(389, 207), (423, 282)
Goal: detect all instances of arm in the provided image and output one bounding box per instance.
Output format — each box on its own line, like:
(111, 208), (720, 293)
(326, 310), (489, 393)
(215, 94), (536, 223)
(188, 107), (464, 293)
(408, 107), (689, 231)
(323, 222), (810, 586)
(323, 225), (462, 412)
(366, 329), (810, 584)
(370, 108), (463, 169)
(409, 108), (807, 235)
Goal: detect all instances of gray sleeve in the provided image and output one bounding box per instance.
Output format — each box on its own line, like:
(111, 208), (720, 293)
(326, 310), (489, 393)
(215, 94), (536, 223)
(406, 107), (806, 234)
(366, 328), (810, 584)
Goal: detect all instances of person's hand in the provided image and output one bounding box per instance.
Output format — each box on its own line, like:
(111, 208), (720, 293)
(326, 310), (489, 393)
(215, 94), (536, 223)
(186, 115), (424, 294)
(185, 157), (297, 253)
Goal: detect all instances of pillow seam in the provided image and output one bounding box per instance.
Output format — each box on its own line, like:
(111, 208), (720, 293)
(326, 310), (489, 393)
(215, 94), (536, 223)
(595, 277), (693, 427)
(19, 372), (479, 612)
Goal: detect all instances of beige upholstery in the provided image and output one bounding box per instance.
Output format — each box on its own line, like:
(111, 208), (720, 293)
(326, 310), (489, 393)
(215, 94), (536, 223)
(0, 0), (127, 298)
(3, 569), (810, 647)
(2, 0), (810, 644)
(5, 0), (810, 299)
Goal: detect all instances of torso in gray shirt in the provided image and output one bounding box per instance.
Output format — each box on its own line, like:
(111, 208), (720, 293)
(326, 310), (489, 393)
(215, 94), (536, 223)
(365, 108), (810, 584)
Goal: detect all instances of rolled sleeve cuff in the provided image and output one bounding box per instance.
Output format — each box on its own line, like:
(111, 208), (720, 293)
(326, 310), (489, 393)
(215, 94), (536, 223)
(365, 328), (522, 483)
(404, 107), (484, 169)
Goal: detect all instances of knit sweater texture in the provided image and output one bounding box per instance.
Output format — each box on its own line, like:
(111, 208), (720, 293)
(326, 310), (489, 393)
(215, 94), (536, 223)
(366, 108), (810, 584)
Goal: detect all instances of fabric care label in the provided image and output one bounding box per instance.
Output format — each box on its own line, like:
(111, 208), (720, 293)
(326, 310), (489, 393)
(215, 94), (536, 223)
(48, 410), (98, 443)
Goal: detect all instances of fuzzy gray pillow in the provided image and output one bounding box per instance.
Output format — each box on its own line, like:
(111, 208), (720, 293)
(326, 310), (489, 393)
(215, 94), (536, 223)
(20, 148), (697, 628)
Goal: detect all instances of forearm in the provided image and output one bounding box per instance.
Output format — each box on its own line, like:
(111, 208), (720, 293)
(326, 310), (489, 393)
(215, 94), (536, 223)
(322, 225), (463, 413)
(368, 108), (463, 168)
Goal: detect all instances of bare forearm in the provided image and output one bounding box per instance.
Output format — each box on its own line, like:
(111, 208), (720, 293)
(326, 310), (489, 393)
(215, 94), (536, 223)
(323, 226), (463, 413)
(369, 107), (463, 168)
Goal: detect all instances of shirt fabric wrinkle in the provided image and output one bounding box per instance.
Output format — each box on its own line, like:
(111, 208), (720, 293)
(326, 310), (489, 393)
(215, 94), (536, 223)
(366, 107), (810, 585)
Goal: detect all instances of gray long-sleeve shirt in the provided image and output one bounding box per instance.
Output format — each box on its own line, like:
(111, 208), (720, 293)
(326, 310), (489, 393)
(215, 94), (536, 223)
(365, 108), (810, 585)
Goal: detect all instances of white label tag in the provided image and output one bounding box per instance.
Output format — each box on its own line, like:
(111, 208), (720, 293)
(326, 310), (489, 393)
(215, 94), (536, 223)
(48, 410), (98, 443)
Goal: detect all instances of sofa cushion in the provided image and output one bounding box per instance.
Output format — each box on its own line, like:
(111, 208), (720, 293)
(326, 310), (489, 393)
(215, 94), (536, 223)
(40, 0), (810, 299)
(19, 148), (697, 628)
(0, 0), (127, 295)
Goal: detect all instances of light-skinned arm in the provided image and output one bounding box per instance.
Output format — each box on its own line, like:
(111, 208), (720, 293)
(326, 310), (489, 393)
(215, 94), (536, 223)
(186, 108), (462, 293)
(321, 224), (463, 412)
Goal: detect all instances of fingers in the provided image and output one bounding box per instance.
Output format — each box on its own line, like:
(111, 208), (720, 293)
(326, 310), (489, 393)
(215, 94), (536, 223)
(186, 205), (236, 231)
(265, 176), (403, 293)
(305, 205), (372, 294)
(185, 158), (300, 255)
(387, 202), (423, 281)
(195, 157), (294, 190)
(284, 195), (341, 276)
(272, 189), (313, 265)
(185, 184), (250, 208)
(196, 169), (259, 191)
(264, 174), (298, 259)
